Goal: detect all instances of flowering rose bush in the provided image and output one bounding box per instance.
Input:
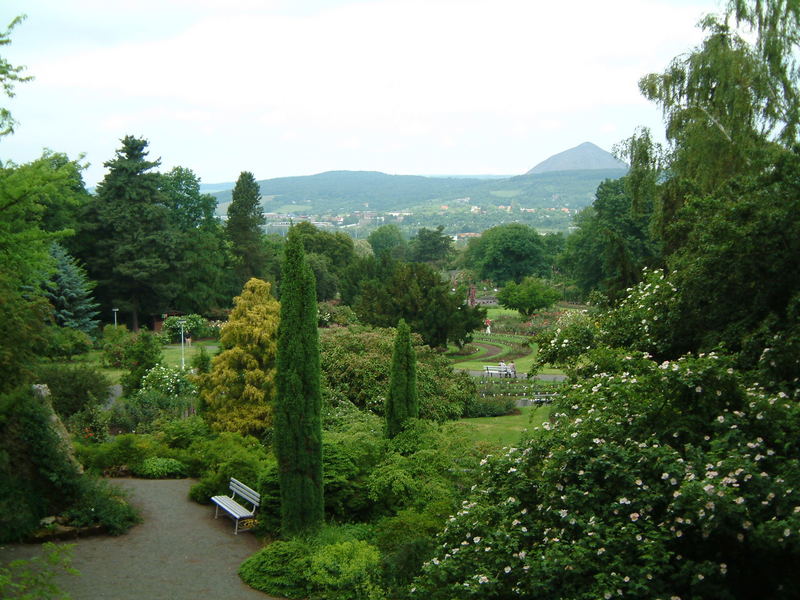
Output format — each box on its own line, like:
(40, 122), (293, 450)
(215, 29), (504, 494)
(411, 354), (800, 599)
(598, 268), (681, 359)
(141, 364), (197, 398)
(533, 309), (598, 372)
(535, 269), (681, 375)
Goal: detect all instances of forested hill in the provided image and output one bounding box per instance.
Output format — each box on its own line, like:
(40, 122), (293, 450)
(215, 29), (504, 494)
(212, 167), (628, 215)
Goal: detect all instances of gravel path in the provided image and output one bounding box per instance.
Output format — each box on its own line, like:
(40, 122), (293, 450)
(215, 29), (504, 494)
(0, 478), (276, 600)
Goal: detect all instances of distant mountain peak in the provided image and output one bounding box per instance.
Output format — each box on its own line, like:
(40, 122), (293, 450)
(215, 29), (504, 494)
(526, 142), (627, 175)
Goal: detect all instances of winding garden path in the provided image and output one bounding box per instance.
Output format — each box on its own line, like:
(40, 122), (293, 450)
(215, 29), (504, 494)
(0, 478), (275, 600)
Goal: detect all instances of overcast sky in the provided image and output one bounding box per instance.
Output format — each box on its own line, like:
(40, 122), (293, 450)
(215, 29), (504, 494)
(1, 0), (721, 188)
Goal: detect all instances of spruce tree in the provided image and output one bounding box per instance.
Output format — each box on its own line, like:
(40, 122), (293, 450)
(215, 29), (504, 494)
(274, 225), (324, 536)
(44, 243), (99, 335)
(80, 135), (174, 329)
(385, 318), (418, 438)
(226, 171), (267, 287)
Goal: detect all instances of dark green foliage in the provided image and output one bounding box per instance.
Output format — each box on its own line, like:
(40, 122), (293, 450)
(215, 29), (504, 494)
(61, 477), (141, 534)
(385, 319), (418, 438)
(239, 539), (313, 599)
(320, 325), (476, 421)
(100, 323), (131, 367)
(367, 224), (407, 259)
(0, 150), (90, 393)
(108, 389), (180, 433)
(374, 509), (441, 591)
(159, 166), (231, 312)
(559, 177), (659, 299)
(187, 432), (272, 504)
(119, 329), (163, 394)
(354, 259), (485, 348)
(77, 135), (174, 330)
(157, 415), (211, 449)
(191, 345), (212, 374)
(43, 242), (99, 335)
(409, 225), (453, 265)
(37, 325), (93, 361)
(0, 387), (83, 541)
(131, 456), (188, 478)
(463, 223), (547, 284)
(34, 363), (110, 419)
(318, 301), (359, 328)
(322, 417), (387, 523)
(461, 394), (516, 418)
(226, 171), (267, 287)
(666, 147), (800, 361)
(0, 387), (137, 541)
(275, 225), (324, 536)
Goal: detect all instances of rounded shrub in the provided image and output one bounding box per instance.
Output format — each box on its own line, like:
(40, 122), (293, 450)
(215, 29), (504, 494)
(307, 539), (385, 600)
(239, 539), (312, 599)
(34, 363), (111, 419)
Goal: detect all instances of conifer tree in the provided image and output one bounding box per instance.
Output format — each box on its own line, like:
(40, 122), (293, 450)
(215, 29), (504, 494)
(198, 278), (279, 436)
(79, 135), (173, 329)
(226, 171), (267, 287)
(274, 226), (323, 536)
(44, 243), (99, 335)
(385, 319), (418, 438)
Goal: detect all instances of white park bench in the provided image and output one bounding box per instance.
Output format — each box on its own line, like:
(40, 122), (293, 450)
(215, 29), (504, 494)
(211, 477), (260, 534)
(484, 364), (515, 377)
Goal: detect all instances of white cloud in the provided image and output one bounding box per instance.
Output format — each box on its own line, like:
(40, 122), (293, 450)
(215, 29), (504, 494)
(2, 0), (721, 184)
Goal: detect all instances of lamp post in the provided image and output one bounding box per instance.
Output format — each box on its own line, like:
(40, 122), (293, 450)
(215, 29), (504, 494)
(112, 308), (119, 327)
(178, 319), (186, 370)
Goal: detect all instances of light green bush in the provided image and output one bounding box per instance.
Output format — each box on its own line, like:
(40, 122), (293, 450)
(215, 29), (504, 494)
(131, 457), (187, 478)
(307, 540), (385, 600)
(238, 540), (312, 599)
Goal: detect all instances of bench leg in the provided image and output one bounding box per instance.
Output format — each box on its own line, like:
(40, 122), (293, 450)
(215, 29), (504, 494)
(214, 505), (219, 519)
(234, 518), (239, 535)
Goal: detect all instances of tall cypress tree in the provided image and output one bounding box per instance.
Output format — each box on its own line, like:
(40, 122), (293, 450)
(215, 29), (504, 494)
(385, 318), (418, 438)
(274, 225), (323, 536)
(226, 171), (267, 287)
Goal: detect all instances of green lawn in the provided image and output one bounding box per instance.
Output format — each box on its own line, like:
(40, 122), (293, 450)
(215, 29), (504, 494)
(485, 307), (518, 320)
(161, 341), (218, 369)
(454, 405), (551, 446)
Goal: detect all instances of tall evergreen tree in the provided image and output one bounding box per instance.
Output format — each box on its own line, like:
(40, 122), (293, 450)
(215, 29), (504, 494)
(78, 136), (174, 329)
(44, 242), (99, 335)
(226, 171), (267, 287)
(385, 319), (418, 438)
(274, 225), (323, 536)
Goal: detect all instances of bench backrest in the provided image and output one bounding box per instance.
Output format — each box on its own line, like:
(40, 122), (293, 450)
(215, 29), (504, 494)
(230, 478), (260, 509)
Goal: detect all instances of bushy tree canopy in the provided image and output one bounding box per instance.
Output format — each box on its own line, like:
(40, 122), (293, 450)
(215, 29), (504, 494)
(497, 276), (561, 319)
(413, 353), (800, 599)
(464, 223), (546, 284)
